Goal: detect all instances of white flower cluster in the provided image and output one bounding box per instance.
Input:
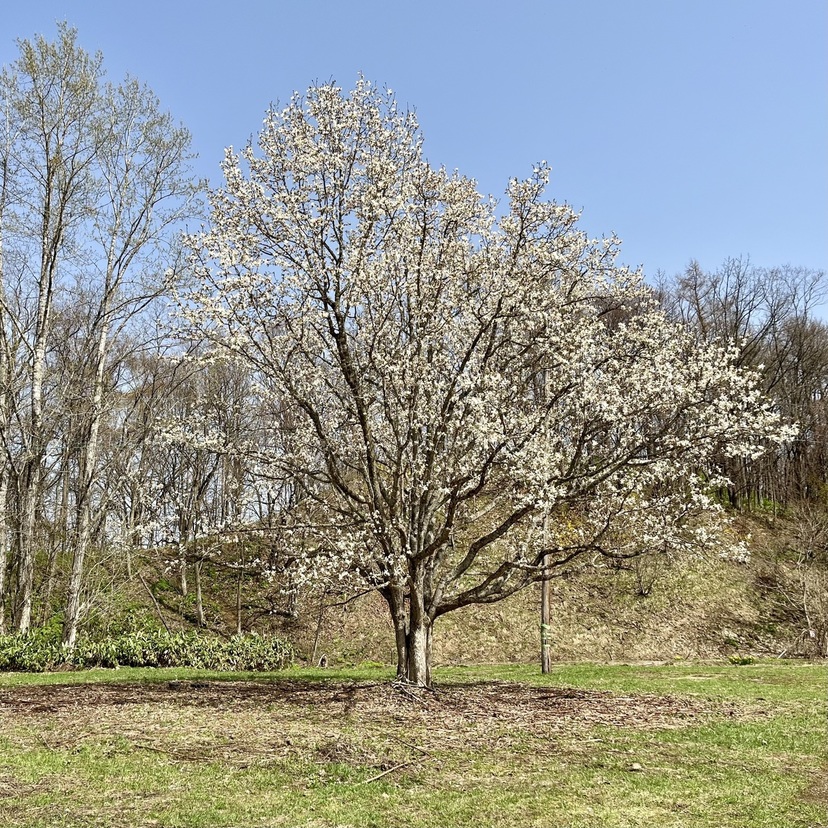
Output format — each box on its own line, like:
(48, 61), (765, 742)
(174, 79), (793, 617)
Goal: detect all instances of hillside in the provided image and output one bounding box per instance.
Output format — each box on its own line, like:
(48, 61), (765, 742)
(113, 512), (825, 668)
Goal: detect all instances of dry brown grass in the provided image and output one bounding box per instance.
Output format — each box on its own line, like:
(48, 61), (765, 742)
(1, 676), (744, 774)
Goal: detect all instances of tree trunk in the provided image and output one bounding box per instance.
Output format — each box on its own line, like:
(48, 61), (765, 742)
(63, 319), (110, 649)
(381, 574), (436, 688)
(16, 219), (62, 634)
(404, 565), (433, 688)
(15, 465), (40, 634)
(194, 558), (205, 626)
(0, 471), (8, 635)
(63, 466), (96, 648)
(0, 238), (9, 635)
(381, 582), (408, 679)
(41, 459), (70, 626)
(178, 513), (191, 597)
(126, 490), (142, 581)
(139, 572), (171, 633)
(393, 616), (408, 678)
(62, 536), (86, 649)
(405, 616), (432, 688)
(0, 111), (8, 637)
(235, 569), (243, 635)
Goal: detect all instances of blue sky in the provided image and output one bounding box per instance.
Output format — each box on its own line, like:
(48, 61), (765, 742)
(2, 0), (826, 280)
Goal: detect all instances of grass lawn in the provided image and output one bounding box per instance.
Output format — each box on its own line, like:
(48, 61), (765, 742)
(0, 661), (824, 827)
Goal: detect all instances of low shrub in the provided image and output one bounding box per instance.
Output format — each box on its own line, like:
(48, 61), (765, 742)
(0, 628), (293, 672)
(728, 653), (756, 665)
(0, 626), (66, 672)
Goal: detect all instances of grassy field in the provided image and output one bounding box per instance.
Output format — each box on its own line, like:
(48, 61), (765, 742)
(0, 661), (824, 827)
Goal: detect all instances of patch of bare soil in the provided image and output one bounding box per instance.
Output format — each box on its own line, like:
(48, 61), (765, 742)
(0, 677), (735, 724)
(800, 765), (828, 808)
(0, 678), (748, 770)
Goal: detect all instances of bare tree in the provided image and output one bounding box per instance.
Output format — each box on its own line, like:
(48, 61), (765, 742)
(661, 258), (827, 506)
(0, 25), (198, 639)
(0, 26), (104, 632)
(61, 73), (198, 649)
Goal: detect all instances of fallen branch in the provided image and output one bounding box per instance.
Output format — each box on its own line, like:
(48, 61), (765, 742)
(138, 573), (172, 634)
(396, 739), (430, 756)
(360, 760), (418, 784)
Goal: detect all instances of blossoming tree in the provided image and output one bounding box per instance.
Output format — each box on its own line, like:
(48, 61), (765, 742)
(179, 80), (789, 686)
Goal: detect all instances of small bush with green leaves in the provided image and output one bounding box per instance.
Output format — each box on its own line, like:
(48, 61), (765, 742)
(0, 626), (66, 672)
(727, 653), (756, 665)
(0, 628), (293, 672)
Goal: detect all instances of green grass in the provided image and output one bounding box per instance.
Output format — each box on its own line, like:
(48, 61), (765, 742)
(0, 663), (393, 688)
(0, 661), (824, 827)
(443, 660), (827, 702)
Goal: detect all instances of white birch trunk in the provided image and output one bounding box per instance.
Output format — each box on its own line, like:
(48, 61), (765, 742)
(62, 317), (109, 648)
(16, 274), (51, 633)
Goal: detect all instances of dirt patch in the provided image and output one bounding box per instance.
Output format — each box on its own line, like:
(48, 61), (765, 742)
(0, 677), (759, 796)
(800, 764), (828, 808)
(0, 677), (738, 731)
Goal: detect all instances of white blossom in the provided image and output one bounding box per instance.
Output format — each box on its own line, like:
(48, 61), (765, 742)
(175, 80), (792, 684)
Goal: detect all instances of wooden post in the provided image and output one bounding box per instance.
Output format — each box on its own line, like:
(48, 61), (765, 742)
(310, 588), (327, 666)
(540, 552), (552, 674)
(235, 569), (243, 635)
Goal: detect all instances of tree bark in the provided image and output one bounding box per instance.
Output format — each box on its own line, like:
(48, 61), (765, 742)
(0, 471), (8, 635)
(15, 461), (41, 633)
(0, 194), (10, 635)
(381, 570), (436, 688)
(235, 569), (243, 635)
(405, 616), (432, 688)
(381, 582), (409, 679)
(404, 563), (433, 688)
(63, 318), (110, 649)
(194, 558), (205, 626)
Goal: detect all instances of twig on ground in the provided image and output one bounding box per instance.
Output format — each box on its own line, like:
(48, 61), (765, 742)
(360, 760), (418, 784)
(396, 739), (430, 756)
